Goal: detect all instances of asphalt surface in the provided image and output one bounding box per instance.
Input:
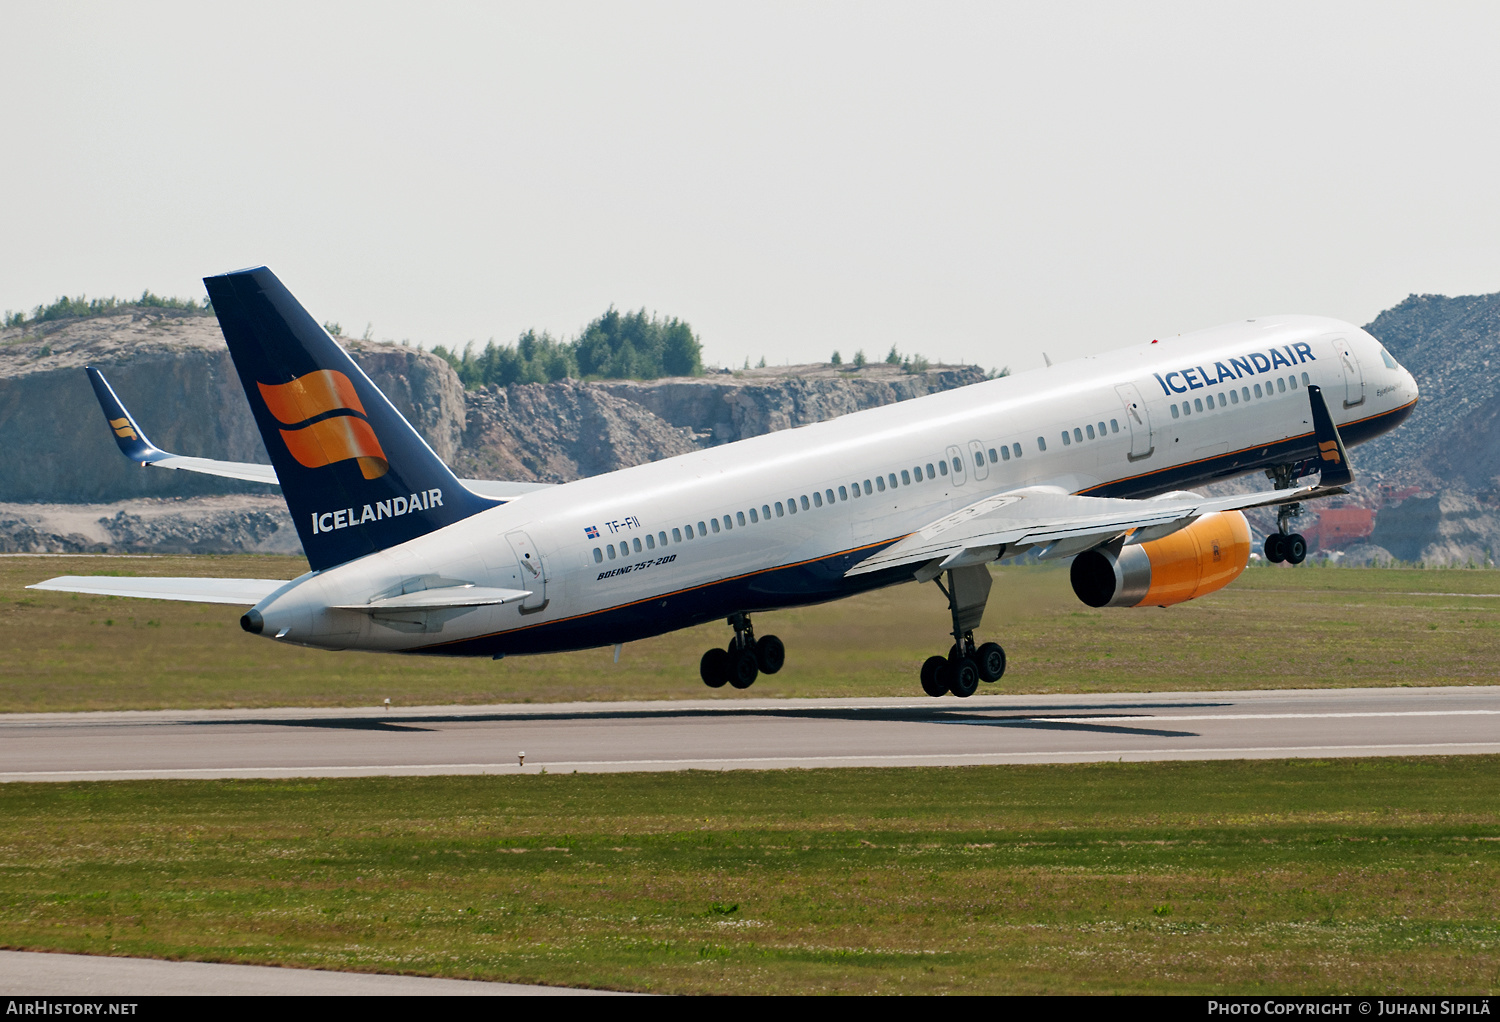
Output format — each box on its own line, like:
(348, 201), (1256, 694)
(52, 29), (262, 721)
(0, 950), (623, 996)
(1, 686), (1497, 781)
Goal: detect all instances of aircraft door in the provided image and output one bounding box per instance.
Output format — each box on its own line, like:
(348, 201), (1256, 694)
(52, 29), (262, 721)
(505, 530), (547, 612)
(1336, 339), (1365, 408)
(967, 440), (989, 481)
(1115, 383), (1154, 461)
(945, 444), (967, 485)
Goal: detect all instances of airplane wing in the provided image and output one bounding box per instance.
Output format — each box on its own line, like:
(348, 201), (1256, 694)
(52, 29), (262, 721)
(86, 366), (553, 499)
(850, 384), (1355, 579)
(27, 576), (290, 605)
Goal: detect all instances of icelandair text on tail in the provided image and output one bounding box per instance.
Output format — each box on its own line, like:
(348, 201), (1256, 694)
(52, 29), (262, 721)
(311, 489), (444, 534)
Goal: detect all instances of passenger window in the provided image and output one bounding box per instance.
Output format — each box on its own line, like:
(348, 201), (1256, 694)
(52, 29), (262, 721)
(951, 456), (961, 472)
(1288, 375), (1297, 390)
(888, 473), (898, 489)
(672, 527), (682, 542)
(901, 469), (911, 485)
(800, 495), (810, 510)
(975, 451), (985, 467)
(999, 445), (1010, 461)
(813, 492), (823, 508)
(1205, 395), (1214, 409)
(1254, 383), (1263, 398)
(825, 488), (836, 504)
(1242, 386), (1250, 401)
(1062, 431), (1072, 445)
(620, 541), (630, 557)
(710, 518), (720, 533)
(762, 504), (771, 519)
(1230, 390), (1238, 404)
(645, 534), (655, 550)
(698, 521), (708, 536)
(748, 508), (758, 523)
(1302, 372), (1310, 386)
(988, 447), (998, 463)
(775, 501), (784, 517)
(593, 547), (603, 563)
(1194, 398), (1203, 412)
(938, 461), (948, 476)
(863, 480), (872, 495)
(1277, 377), (1286, 393)
(658, 531), (667, 546)
(1110, 419), (1119, 433)
(875, 476), (886, 492)
(736, 511), (746, 526)
(724, 515), (733, 530)
(1037, 436), (1046, 451)
(1086, 424), (1095, 440)
(607, 545), (616, 560)
(925, 464), (936, 479)
(633, 538), (642, 553)
(1013, 443), (1022, 458)
(838, 485), (848, 501)
(1171, 404), (1180, 419)
(1098, 421), (1107, 436)
(1074, 428), (1083, 443)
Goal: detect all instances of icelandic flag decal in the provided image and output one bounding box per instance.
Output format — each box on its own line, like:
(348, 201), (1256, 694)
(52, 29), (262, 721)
(585, 525), (600, 539)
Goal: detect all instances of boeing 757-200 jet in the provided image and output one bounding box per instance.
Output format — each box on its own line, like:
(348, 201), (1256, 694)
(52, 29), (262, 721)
(32, 267), (1418, 697)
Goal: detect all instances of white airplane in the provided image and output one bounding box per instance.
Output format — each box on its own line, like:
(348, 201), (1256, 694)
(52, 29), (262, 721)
(33, 267), (1418, 697)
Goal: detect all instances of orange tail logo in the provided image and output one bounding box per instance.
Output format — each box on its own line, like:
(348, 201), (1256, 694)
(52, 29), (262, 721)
(1319, 439), (1342, 465)
(108, 417), (137, 440)
(258, 370), (388, 479)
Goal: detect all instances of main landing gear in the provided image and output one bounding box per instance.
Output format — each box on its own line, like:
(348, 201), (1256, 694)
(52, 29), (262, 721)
(919, 563), (1006, 698)
(700, 612), (784, 690)
(1263, 465), (1309, 565)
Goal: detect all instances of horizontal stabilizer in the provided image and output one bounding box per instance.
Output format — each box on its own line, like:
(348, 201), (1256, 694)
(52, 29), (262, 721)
(28, 576), (290, 606)
(85, 366), (552, 497)
(334, 585), (532, 612)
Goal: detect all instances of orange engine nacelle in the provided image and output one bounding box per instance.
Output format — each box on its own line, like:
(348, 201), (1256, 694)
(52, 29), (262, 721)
(1070, 510), (1252, 609)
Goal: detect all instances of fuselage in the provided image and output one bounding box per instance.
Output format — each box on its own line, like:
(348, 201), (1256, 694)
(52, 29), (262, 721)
(252, 315), (1418, 656)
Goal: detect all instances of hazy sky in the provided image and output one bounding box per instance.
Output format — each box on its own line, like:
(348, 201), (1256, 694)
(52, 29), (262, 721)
(4, 2), (1499, 371)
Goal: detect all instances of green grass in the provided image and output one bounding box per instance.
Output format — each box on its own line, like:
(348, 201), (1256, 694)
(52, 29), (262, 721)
(4, 555), (1500, 711)
(1, 758), (1497, 993)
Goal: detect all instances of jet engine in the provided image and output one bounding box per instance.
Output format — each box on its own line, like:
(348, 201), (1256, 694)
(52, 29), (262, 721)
(1070, 510), (1251, 609)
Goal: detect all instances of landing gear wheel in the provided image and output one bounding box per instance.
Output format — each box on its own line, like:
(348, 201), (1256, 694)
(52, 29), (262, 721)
(699, 648), (729, 690)
(975, 642), (1006, 682)
(920, 656), (949, 697)
(1285, 533), (1308, 565)
(728, 647), (759, 689)
(755, 635), (785, 675)
(699, 648), (729, 688)
(1264, 534), (1287, 563)
(945, 657), (980, 698)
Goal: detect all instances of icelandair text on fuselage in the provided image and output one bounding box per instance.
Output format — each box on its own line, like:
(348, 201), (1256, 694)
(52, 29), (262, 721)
(310, 489), (444, 534)
(1154, 344), (1317, 396)
(7, 1004), (138, 1015)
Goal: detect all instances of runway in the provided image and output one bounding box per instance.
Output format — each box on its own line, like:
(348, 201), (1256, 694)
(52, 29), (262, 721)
(1, 686), (1497, 782)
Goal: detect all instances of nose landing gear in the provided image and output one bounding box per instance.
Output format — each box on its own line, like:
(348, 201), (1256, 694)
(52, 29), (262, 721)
(699, 612), (784, 690)
(919, 563), (1006, 698)
(1263, 466), (1309, 565)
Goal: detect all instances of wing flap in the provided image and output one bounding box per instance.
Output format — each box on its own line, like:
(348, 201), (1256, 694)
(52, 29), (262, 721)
(28, 576), (289, 605)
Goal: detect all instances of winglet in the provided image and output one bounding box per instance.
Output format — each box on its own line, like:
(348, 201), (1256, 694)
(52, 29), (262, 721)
(1307, 384), (1354, 487)
(86, 365), (165, 464)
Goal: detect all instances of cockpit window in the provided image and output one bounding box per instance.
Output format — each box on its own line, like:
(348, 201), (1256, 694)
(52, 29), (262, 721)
(1379, 345), (1399, 370)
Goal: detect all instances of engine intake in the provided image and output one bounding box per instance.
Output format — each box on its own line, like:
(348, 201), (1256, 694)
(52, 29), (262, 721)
(1071, 510), (1251, 609)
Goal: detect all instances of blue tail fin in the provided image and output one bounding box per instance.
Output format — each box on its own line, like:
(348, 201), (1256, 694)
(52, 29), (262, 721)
(204, 266), (497, 571)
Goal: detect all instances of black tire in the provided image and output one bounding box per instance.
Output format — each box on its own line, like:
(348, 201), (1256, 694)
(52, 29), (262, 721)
(920, 655), (948, 697)
(699, 648), (730, 688)
(975, 642), (1006, 682)
(948, 657), (980, 698)
(1264, 534), (1287, 563)
(1286, 533), (1308, 565)
(756, 634), (786, 674)
(728, 647), (759, 689)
